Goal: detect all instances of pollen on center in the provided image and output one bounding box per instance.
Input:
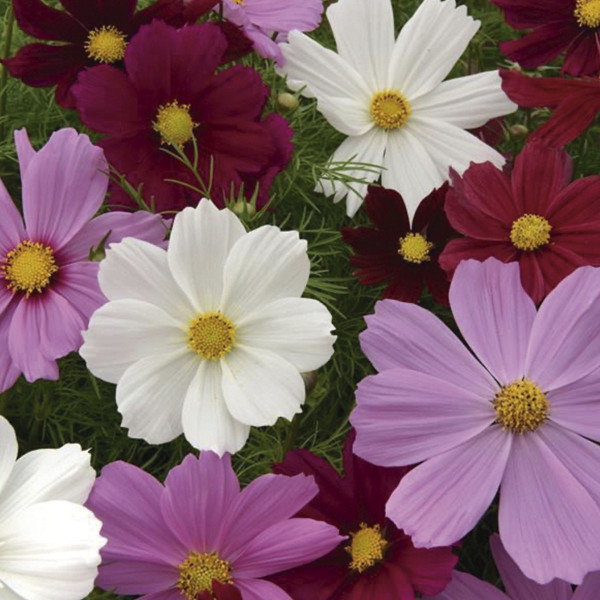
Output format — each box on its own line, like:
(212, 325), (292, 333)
(510, 214), (552, 252)
(2, 240), (59, 297)
(84, 25), (128, 63)
(398, 232), (433, 264)
(188, 312), (237, 360)
(346, 523), (387, 573)
(574, 0), (600, 28)
(493, 379), (549, 434)
(153, 100), (198, 147)
(370, 90), (411, 130)
(177, 551), (233, 599)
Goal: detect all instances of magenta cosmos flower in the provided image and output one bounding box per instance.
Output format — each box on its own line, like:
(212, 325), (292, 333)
(351, 258), (600, 585)
(87, 452), (344, 600)
(429, 535), (600, 600)
(0, 128), (166, 392)
(269, 430), (457, 599)
(73, 20), (292, 214)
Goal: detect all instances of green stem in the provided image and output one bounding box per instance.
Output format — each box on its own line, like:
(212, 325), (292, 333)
(0, 4), (15, 139)
(281, 412), (302, 458)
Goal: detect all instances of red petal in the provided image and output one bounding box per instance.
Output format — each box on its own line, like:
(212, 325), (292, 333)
(563, 30), (600, 76)
(439, 238), (517, 275)
(547, 176), (600, 227)
(382, 266), (425, 303)
(364, 186), (410, 235)
(490, 0), (575, 28)
(424, 265), (451, 306)
(13, 0), (85, 42)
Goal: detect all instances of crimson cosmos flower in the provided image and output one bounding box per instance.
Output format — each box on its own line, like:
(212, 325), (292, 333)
(72, 20), (292, 213)
(440, 141), (600, 303)
(269, 431), (457, 600)
(341, 185), (455, 305)
(491, 0), (600, 76)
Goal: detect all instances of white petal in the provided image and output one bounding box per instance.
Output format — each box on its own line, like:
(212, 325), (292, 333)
(220, 226), (310, 322)
(181, 361), (250, 456)
(221, 346), (305, 427)
(388, 0), (480, 99)
(317, 128), (387, 217)
(0, 501), (104, 600)
(117, 352), (200, 444)
(237, 297), (335, 372)
(0, 417), (17, 498)
(327, 0), (395, 89)
(81, 299), (186, 383)
(412, 71), (517, 129)
(0, 445), (94, 524)
(99, 237), (195, 322)
(167, 201), (246, 313)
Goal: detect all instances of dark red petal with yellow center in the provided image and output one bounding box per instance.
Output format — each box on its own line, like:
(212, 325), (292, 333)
(491, 0), (575, 28)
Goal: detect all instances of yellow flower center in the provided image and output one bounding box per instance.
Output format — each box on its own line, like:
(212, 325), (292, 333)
(370, 90), (411, 130)
(510, 214), (552, 252)
(231, 0), (244, 4)
(188, 312), (236, 360)
(575, 0), (600, 27)
(84, 26), (127, 63)
(153, 101), (197, 147)
(177, 552), (233, 599)
(494, 379), (549, 434)
(2, 240), (58, 296)
(398, 232), (433, 264)
(346, 523), (387, 573)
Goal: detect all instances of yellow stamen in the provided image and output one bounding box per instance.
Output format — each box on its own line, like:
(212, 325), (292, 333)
(346, 523), (387, 573)
(510, 214), (552, 252)
(177, 552), (233, 599)
(575, 0), (600, 28)
(153, 101), (197, 147)
(370, 90), (411, 130)
(84, 26), (127, 63)
(188, 312), (236, 360)
(494, 379), (549, 434)
(2, 240), (58, 297)
(398, 232), (433, 264)
(231, 0), (244, 4)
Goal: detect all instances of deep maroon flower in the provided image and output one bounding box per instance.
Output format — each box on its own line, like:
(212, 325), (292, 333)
(440, 140), (600, 303)
(501, 69), (600, 146)
(72, 20), (292, 213)
(269, 431), (458, 600)
(341, 185), (456, 305)
(491, 0), (600, 76)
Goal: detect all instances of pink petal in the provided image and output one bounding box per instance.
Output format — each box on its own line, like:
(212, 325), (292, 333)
(450, 258), (536, 385)
(243, 0), (323, 33)
(14, 128), (36, 182)
(22, 128), (108, 250)
(386, 426), (512, 548)
(499, 430), (600, 585)
(574, 572), (600, 600)
(489, 534), (573, 600)
(234, 579), (292, 600)
(96, 560), (178, 596)
(360, 299), (496, 397)
(351, 367), (495, 466)
(0, 179), (25, 256)
(139, 589), (184, 600)
(160, 453), (240, 553)
(0, 300), (21, 393)
(427, 571), (508, 600)
(525, 266), (600, 390)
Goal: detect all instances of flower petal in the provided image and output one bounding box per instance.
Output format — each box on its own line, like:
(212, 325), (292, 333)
(234, 579), (292, 600)
(0, 300), (21, 394)
(574, 572), (600, 600)
(429, 571), (509, 600)
(0, 179), (25, 256)
(96, 560), (178, 596)
(0, 417), (17, 498)
(14, 128), (36, 181)
(386, 426), (512, 547)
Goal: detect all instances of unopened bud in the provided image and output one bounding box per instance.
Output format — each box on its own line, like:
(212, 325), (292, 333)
(509, 124), (528, 140)
(277, 92), (299, 112)
(232, 200), (256, 217)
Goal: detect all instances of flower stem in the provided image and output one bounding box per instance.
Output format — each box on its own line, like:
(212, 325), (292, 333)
(281, 412), (302, 458)
(0, 4), (15, 139)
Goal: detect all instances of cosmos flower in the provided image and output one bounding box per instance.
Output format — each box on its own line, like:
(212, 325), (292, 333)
(439, 141), (600, 303)
(86, 451), (344, 600)
(269, 430), (457, 600)
(341, 184), (455, 305)
(491, 0), (600, 77)
(80, 199), (336, 455)
(73, 20), (292, 213)
(0, 127), (166, 393)
(0, 415), (105, 600)
(429, 535), (600, 600)
(351, 258), (600, 584)
(278, 0), (516, 219)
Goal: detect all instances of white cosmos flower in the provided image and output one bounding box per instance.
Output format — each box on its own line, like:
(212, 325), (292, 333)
(80, 200), (336, 456)
(279, 0), (517, 219)
(0, 416), (105, 600)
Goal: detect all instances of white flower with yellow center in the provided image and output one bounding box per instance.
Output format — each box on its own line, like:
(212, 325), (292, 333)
(80, 200), (336, 455)
(279, 0), (517, 219)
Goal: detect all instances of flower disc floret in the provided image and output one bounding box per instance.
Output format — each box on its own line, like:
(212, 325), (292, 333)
(510, 214), (552, 252)
(2, 240), (58, 296)
(575, 0), (600, 28)
(398, 232), (433, 264)
(493, 379), (549, 434)
(177, 551), (233, 599)
(346, 523), (387, 573)
(370, 90), (411, 130)
(85, 26), (128, 63)
(188, 312), (237, 360)
(153, 101), (197, 147)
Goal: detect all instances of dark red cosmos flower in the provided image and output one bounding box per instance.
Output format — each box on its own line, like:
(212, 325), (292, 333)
(440, 141), (600, 303)
(501, 69), (600, 147)
(341, 185), (456, 305)
(269, 431), (457, 600)
(72, 20), (292, 213)
(491, 0), (600, 76)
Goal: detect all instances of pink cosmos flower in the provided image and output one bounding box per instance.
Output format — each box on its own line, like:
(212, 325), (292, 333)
(0, 128), (166, 392)
(351, 258), (600, 585)
(221, 0), (323, 65)
(86, 452), (344, 600)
